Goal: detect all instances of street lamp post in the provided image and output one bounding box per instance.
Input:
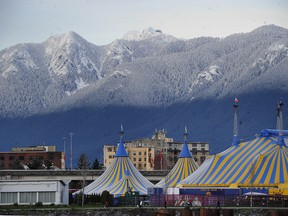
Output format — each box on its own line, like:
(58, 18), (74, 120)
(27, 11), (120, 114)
(69, 133), (73, 170)
(62, 137), (66, 169)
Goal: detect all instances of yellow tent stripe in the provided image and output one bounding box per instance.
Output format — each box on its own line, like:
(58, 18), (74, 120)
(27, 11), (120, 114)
(264, 149), (278, 184)
(205, 139), (261, 184)
(282, 148), (288, 182)
(240, 141), (274, 183)
(198, 153), (223, 183)
(237, 139), (273, 183)
(254, 154), (268, 183)
(275, 149), (281, 183)
(217, 138), (269, 184)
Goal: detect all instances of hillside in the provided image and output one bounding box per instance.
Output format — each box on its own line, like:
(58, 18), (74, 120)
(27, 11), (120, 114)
(0, 25), (287, 164)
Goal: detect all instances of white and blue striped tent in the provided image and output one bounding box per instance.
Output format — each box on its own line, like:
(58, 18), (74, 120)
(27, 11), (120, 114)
(75, 132), (154, 196)
(155, 133), (199, 188)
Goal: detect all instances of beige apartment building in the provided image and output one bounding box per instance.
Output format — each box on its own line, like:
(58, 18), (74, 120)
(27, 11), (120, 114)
(103, 129), (209, 171)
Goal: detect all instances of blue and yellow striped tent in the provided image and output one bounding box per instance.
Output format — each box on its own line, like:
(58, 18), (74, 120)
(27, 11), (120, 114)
(156, 139), (199, 188)
(178, 129), (288, 188)
(77, 135), (154, 196)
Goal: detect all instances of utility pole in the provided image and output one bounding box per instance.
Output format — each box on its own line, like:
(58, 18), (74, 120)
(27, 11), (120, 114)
(69, 133), (73, 170)
(62, 137), (66, 169)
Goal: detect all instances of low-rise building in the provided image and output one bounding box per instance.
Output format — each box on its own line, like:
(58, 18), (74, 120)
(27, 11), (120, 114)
(103, 130), (209, 171)
(0, 145), (65, 170)
(0, 179), (70, 205)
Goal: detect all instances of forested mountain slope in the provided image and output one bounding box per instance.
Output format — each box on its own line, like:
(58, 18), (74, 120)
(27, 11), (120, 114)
(0, 25), (287, 163)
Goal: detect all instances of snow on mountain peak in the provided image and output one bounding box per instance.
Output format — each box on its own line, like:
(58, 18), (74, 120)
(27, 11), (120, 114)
(122, 30), (141, 41)
(123, 27), (163, 41)
(45, 31), (85, 55)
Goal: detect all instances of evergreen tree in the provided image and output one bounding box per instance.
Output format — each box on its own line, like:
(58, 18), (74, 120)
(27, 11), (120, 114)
(91, 158), (102, 169)
(77, 153), (91, 170)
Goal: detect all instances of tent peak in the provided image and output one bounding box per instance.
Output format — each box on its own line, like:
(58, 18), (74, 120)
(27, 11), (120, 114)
(115, 126), (128, 157)
(179, 128), (192, 158)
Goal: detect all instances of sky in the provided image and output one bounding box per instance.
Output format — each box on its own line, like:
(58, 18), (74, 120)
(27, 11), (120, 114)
(0, 0), (288, 51)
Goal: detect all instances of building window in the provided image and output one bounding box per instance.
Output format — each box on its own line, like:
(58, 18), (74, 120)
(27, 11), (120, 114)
(19, 156), (25, 160)
(20, 192), (37, 204)
(144, 158), (147, 161)
(144, 152), (147, 155)
(0, 156), (4, 160)
(133, 152), (136, 156)
(9, 156), (14, 161)
(139, 152), (142, 155)
(39, 192), (56, 203)
(138, 158), (142, 162)
(0, 192), (17, 204)
(133, 158), (136, 161)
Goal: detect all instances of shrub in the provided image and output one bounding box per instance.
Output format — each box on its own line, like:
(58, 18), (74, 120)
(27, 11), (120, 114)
(35, 201), (43, 207)
(13, 203), (19, 207)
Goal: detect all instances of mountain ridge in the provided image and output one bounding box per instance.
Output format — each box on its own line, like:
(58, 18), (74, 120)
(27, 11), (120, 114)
(0, 25), (287, 164)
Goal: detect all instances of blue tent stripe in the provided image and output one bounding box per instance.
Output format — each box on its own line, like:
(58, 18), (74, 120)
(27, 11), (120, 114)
(279, 150), (284, 183)
(261, 152), (274, 183)
(269, 150), (278, 184)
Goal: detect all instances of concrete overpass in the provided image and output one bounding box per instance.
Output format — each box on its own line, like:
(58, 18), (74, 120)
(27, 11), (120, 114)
(0, 170), (170, 184)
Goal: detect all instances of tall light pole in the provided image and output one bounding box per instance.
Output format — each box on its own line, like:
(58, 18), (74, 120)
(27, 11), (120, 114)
(69, 133), (73, 170)
(62, 137), (66, 169)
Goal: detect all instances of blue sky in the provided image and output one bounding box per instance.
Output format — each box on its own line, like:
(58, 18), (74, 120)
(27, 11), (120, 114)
(0, 0), (288, 50)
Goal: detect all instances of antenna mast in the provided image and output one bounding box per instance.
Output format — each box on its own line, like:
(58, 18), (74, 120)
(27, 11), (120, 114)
(277, 99), (284, 135)
(232, 98), (240, 146)
(233, 98), (239, 137)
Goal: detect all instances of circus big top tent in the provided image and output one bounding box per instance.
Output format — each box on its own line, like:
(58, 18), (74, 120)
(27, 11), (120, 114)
(74, 128), (154, 196)
(178, 100), (288, 189)
(155, 128), (199, 188)
(178, 130), (288, 188)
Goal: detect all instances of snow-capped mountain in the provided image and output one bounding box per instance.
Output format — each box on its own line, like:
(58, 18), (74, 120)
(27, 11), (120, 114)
(0, 25), (288, 163)
(123, 27), (176, 42)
